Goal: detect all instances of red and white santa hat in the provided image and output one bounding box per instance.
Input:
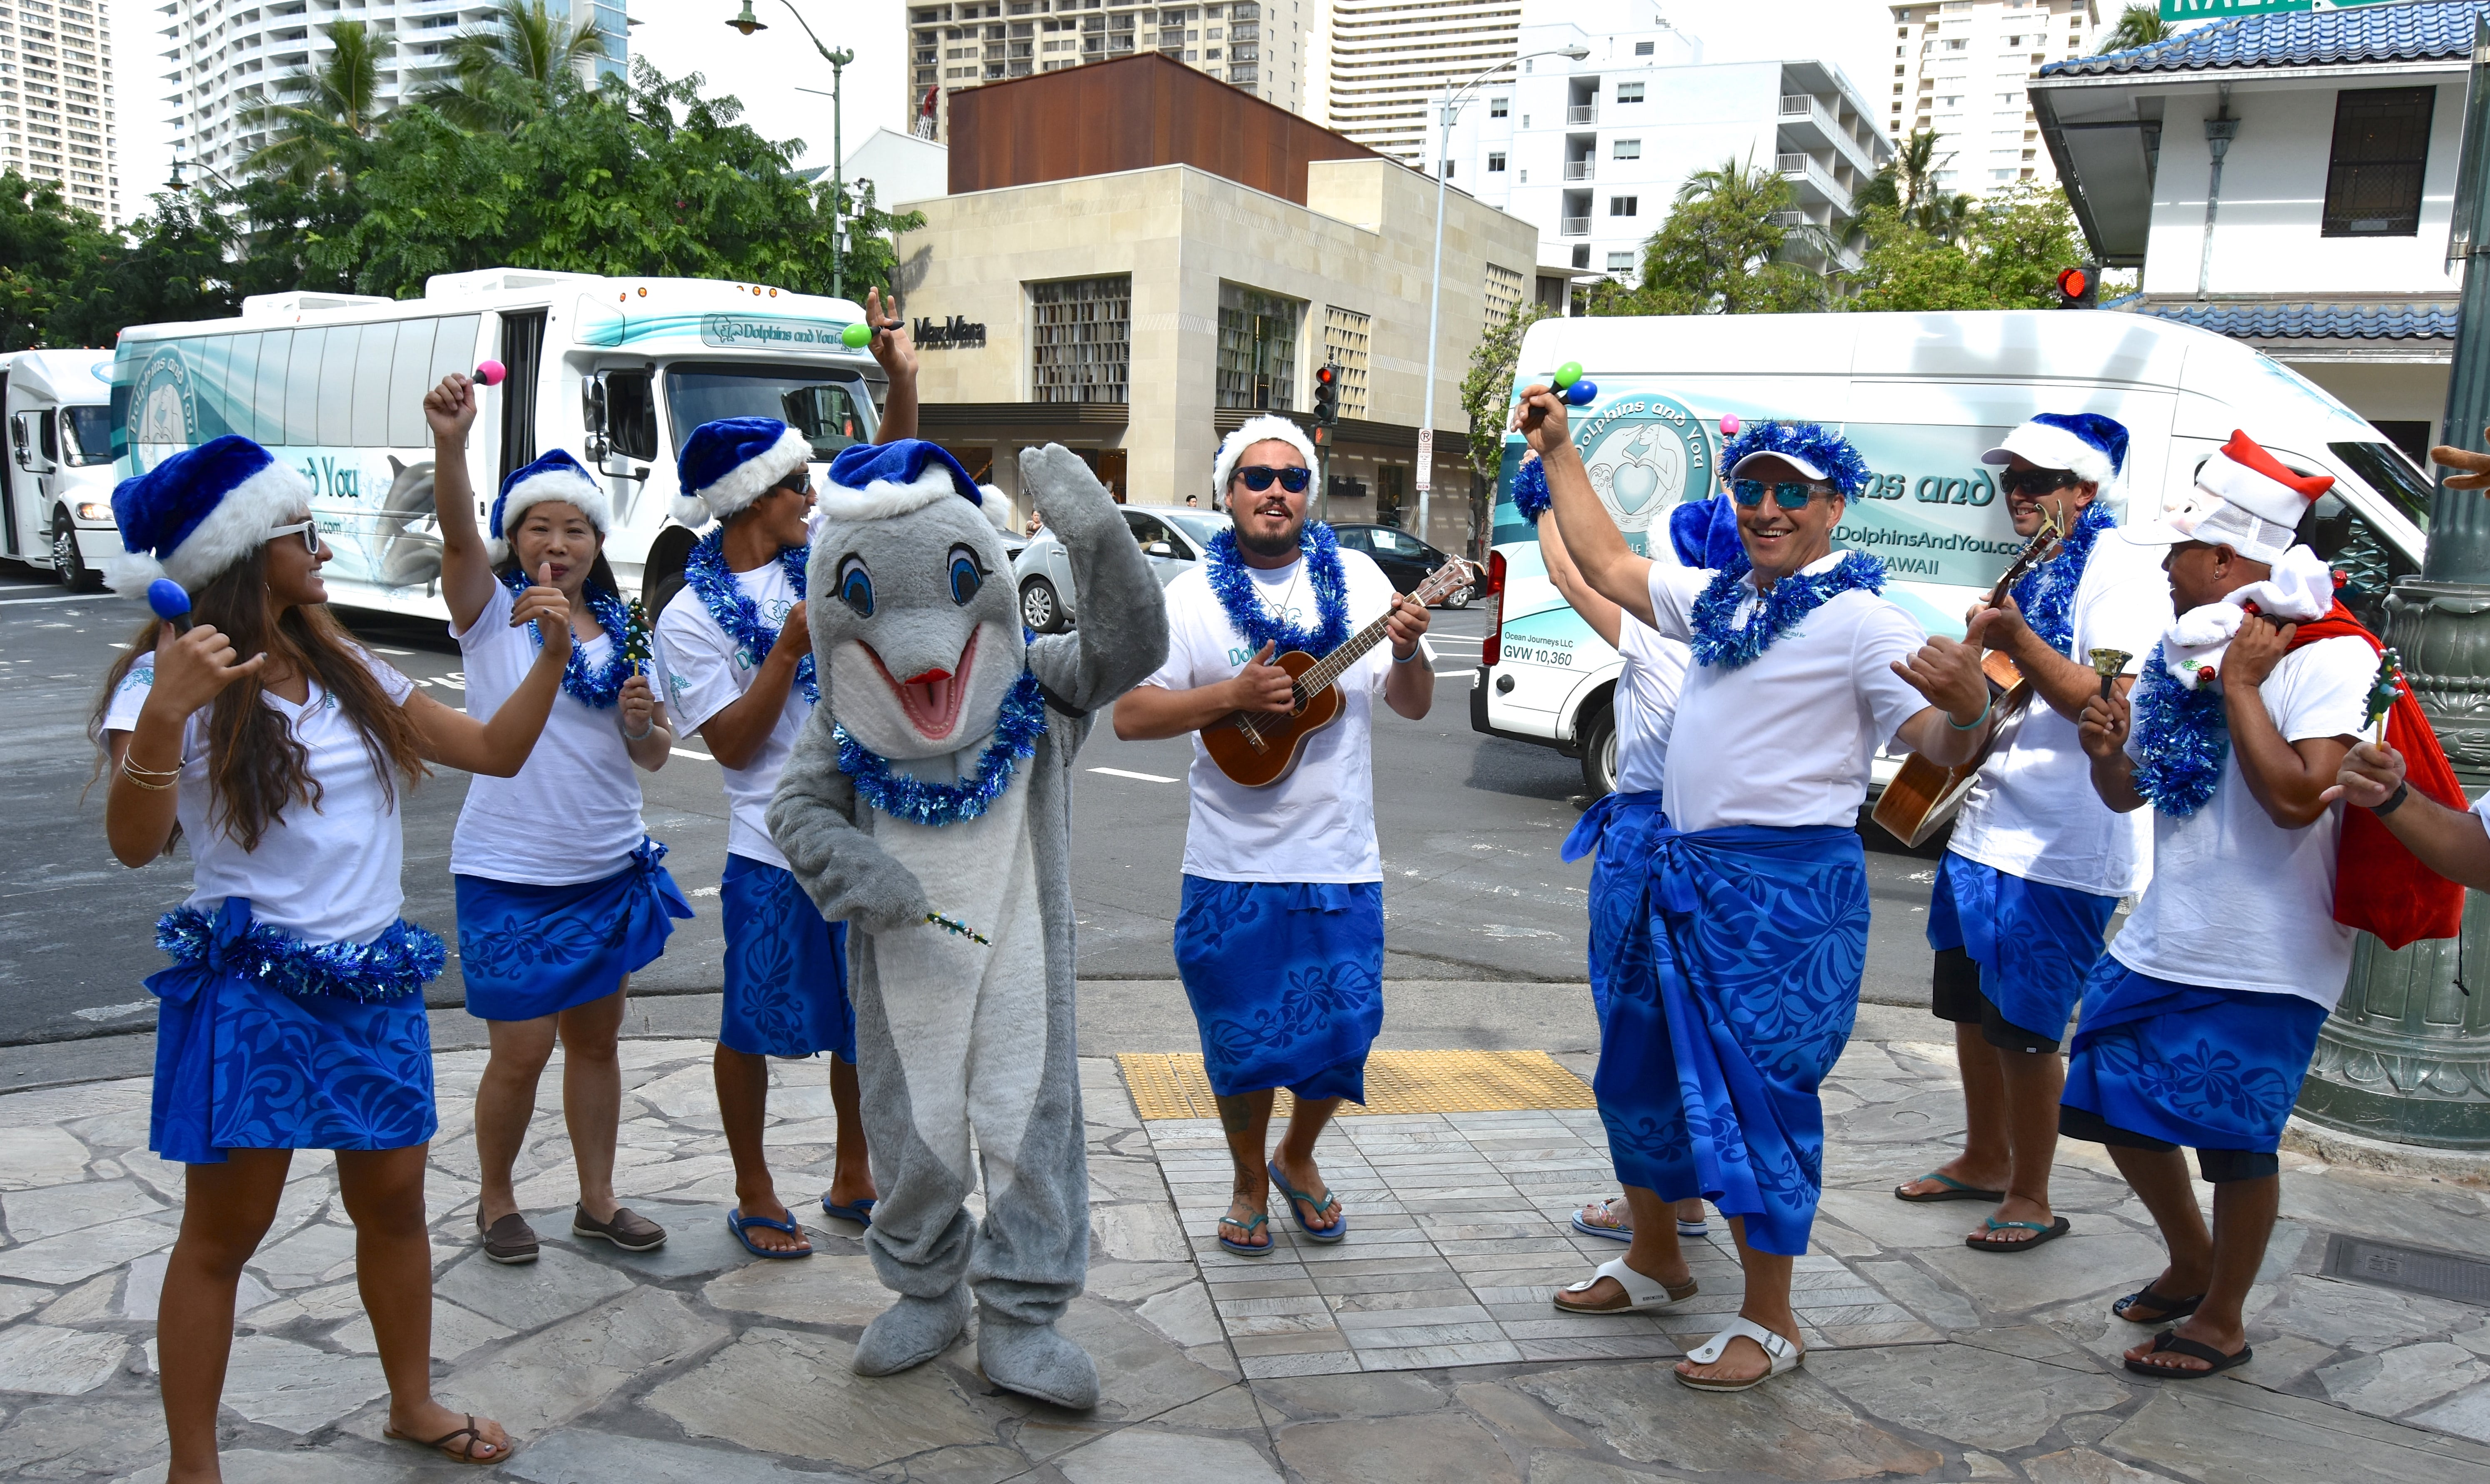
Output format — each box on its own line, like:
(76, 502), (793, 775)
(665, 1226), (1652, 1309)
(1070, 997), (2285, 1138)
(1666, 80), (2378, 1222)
(2128, 429), (2332, 564)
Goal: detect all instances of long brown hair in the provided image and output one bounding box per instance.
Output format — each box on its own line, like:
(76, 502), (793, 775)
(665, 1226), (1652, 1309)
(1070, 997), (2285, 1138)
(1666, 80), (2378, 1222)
(92, 546), (431, 853)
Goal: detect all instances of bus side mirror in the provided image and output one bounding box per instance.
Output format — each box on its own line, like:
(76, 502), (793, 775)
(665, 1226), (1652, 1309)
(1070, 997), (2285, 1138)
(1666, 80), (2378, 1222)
(8, 415), (28, 469)
(581, 377), (609, 463)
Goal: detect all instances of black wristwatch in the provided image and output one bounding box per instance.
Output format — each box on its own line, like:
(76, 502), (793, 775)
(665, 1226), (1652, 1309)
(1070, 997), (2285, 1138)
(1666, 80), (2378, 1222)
(2372, 781), (2411, 816)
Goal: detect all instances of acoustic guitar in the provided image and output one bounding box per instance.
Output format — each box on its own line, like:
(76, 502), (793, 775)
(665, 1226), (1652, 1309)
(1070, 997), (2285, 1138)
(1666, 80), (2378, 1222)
(1869, 520), (2067, 849)
(1201, 560), (1472, 788)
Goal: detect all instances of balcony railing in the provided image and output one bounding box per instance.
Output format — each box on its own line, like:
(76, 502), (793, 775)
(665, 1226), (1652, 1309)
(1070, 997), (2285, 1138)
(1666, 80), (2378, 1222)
(1564, 160), (1592, 181)
(1779, 94), (1809, 117)
(1560, 216), (1590, 236)
(1565, 104), (1596, 125)
(1775, 151), (1807, 173)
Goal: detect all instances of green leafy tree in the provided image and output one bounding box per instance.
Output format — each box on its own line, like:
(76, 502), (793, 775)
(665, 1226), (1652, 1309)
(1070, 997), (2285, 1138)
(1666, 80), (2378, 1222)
(1846, 182), (2088, 311)
(1854, 129), (1974, 240)
(418, 0), (609, 130)
(49, 195), (248, 347)
(1589, 155), (1829, 316)
(0, 172), (110, 349)
(245, 20), (394, 187)
(1460, 298), (1552, 536)
(2099, 4), (2169, 54)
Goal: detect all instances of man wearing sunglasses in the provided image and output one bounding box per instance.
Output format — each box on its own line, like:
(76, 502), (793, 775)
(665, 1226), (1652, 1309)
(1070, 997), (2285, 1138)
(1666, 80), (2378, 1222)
(1115, 414), (1433, 1260)
(1900, 415), (2171, 1262)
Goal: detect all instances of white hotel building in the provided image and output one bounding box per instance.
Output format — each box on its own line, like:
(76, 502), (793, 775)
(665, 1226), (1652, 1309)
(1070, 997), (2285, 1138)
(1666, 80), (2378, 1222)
(1889, 0), (2099, 197)
(1, 0), (119, 226)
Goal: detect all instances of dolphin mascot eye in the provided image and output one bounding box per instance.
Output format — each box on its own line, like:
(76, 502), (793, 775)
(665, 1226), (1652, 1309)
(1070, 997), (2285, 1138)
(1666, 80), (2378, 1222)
(838, 554), (874, 616)
(947, 544), (984, 606)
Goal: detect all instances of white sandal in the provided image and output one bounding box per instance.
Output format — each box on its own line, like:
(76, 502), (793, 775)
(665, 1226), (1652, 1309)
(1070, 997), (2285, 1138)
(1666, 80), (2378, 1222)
(1676, 1317), (1803, 1392)
(1553, 1256), (1698, 1313)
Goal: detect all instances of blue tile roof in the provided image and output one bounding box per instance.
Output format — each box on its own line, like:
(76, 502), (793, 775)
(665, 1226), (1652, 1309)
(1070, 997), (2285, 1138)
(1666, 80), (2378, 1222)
(2132, 300), (2458, 339)
(2042, 0), (2483, 77)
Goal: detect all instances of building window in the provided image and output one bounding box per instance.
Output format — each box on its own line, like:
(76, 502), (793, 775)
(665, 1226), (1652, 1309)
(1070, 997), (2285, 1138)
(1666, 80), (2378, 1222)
(1616, 82), (1644, 103)
(1030, 275), (1132, 404)
(1483, 262), (1525, 329)
(1610, 195), (1637, 216)
(2324, 87), (2434, 238)
(1605, 251), (1636, 273)
(1321, 306), (1372, 420)
(1487, 152), (1506, 172)
(1613, 138), (1641, 160)
(1490, 96), (1507, 117)
(1216, 283), (1304, 411)
(1634, 41), (1652, 55)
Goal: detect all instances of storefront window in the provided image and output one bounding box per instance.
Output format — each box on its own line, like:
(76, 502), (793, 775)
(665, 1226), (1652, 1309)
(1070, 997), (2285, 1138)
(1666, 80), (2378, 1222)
(1216, 282), (1304, 411)
(1030, 275), (1133, 404)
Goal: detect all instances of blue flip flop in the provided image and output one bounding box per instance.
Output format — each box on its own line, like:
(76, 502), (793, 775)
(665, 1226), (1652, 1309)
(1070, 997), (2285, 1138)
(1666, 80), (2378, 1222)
(821, 1195), (876, 1227)
(1268, 1160), (1347, 1243)
(1218, 1210), (1275, 1257)
(726, 1209), (813, 1259)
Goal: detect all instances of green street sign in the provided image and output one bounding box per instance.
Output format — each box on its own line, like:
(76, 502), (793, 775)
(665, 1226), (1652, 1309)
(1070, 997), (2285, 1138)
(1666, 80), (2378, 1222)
(2159, 0), (2313, 18)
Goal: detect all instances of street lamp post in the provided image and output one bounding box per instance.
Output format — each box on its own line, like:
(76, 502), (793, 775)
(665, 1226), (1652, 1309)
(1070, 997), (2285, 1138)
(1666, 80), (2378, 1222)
(1415, 46), (1588, 550)
(729, 1), (854, 299)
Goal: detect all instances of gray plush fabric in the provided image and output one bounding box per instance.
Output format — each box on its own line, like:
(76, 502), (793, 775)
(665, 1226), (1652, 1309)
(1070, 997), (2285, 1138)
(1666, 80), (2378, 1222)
(768, 443), (1168, 1397)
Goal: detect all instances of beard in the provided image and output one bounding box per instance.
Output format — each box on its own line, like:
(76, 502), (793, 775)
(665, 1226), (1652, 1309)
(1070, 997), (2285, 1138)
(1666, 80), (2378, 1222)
(1235, 511), (1305, 559)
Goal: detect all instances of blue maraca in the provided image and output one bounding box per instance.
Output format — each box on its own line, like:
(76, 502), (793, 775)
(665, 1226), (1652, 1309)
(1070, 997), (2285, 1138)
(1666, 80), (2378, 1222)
(147, 579), (193, 634)
(1551, 362), (1598, 407)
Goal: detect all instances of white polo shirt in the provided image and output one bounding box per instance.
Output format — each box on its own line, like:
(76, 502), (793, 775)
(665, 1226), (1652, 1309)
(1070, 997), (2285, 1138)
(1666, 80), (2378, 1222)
(1611, 614), (1689, 796)
(654, 555), (813, 872)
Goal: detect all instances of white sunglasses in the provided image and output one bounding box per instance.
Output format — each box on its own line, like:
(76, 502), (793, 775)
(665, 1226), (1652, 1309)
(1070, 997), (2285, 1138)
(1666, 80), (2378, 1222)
(266, 519), (319, 553)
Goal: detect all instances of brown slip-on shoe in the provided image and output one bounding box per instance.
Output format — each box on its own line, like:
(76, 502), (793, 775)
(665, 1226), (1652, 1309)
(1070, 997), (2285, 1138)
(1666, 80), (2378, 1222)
(572, 1204), (667, 1252)
(477, 1211), (539, 1265)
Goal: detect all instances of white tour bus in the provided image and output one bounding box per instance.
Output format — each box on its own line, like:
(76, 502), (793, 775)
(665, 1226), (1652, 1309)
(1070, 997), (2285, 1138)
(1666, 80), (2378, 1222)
(1473, 310), (2433, 796)
(112, 268), (887, 616)
(2, 348), (120, 589)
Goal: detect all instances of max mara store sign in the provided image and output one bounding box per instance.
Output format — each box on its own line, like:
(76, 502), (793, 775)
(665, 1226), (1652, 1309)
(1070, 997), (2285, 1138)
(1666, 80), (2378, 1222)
(914, 315), (988, 349)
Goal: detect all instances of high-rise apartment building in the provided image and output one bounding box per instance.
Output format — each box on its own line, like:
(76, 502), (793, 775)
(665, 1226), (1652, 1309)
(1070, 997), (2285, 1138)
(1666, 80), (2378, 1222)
(164, 1), (627, 191)
(2, 0), (120, 227)
(1325, 0), (1521, 163)
(905, 0), (1315, 145)
(1887, 0), (2096, 196)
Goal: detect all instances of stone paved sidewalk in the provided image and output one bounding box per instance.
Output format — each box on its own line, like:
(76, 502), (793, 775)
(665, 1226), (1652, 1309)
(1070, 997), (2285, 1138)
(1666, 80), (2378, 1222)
(2, 1020), (2489, 1482)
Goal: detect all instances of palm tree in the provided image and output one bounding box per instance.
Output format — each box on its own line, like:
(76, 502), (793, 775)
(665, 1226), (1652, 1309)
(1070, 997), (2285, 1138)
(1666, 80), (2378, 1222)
(2098, 4), (2168, 55)
(1856, 130), (1975, 239)
(242, 20), (393, 186)
(417, 0), (608, 129)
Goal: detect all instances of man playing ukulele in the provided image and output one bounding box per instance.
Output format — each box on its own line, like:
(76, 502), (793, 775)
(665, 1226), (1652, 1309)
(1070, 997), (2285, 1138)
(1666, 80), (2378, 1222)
(1113, 415), (1432, 1257)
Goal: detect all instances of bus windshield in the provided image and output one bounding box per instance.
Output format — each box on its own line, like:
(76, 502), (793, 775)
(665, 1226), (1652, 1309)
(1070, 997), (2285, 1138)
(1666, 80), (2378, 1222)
(2328, 440), (2432, 532)
(664, 363), (875, 461)
(60, 405), (115, 466)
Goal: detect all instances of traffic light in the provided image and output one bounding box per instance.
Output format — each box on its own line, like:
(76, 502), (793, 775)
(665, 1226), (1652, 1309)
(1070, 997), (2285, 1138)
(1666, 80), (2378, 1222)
(1314, 363), (1342, 426)
(2055, 263), (2100, 309)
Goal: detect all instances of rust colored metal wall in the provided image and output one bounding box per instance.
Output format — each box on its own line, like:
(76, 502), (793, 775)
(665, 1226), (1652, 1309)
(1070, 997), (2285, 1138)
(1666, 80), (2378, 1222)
(946, 53), (1381, 205)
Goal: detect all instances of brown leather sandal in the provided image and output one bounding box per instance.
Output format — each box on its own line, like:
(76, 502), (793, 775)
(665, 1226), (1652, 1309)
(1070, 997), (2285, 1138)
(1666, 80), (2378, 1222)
(382, 1412), (508, 1464)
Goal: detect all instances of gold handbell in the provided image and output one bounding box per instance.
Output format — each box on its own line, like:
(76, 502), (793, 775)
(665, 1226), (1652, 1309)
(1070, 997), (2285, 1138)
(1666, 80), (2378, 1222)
(2088, 647), (2131, 700)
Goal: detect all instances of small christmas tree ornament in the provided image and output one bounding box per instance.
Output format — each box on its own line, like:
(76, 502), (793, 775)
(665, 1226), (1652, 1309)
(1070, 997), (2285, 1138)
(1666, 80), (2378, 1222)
(622, 597), (654, 676)
(2365, 647), (2408, 744)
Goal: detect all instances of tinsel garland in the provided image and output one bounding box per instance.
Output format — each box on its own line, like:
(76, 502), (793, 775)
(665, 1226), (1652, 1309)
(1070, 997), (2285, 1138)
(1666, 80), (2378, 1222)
(1512, 456), (1552, 524)
(2130, 641), (2229, 818)
(1205, 524), (1352, 658)
(1718, 420), (1872, 498)
(2007, 500), (2116, 658)
(156, 906), (445, 1003)
(499, 569), (642, 710)
(836, 670), (1048, 828)
(685, 529), (817, 706)
(1688, 551), (1886, 670)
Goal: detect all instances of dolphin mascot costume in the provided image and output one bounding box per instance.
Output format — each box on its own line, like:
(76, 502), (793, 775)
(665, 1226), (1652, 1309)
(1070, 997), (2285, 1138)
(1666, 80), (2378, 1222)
(768, 440), (1167, 1406)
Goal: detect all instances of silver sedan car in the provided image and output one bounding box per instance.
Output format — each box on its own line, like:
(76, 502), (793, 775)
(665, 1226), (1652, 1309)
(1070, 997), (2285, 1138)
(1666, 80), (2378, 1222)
(1014, 504), (1232, 632)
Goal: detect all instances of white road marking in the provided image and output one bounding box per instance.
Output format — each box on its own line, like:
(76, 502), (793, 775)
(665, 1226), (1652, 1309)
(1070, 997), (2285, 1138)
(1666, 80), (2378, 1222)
(0, 593), (94, 606)
(674, 745), (716, 761)
(72, 1000), (152, 1022)
(1090, 766), (1179, 783)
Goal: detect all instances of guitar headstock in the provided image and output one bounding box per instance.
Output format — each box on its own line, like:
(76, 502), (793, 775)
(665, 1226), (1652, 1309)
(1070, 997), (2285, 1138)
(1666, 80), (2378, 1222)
(1413, 560), (1472, 608)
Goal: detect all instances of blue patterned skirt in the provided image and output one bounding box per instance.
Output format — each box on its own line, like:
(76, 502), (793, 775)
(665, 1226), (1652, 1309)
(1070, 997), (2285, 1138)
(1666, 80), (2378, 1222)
(1926, 853), (2120, 1039)
(719, 853), (854, 1061)
(2061, 961), (2330, 1154)
(1566, 790), (1667, 1021)
(454, 838), (694, 1022)
(1590, 816), (1866, 1257)
(146, 897), (441, 1165)
(1173, 875), (1385, 1103)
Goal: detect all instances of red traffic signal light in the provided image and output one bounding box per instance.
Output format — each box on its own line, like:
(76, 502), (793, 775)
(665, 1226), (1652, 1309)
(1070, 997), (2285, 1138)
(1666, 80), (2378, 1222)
(1314, 362), (1342, 426)
(2056, 267), (2088, 299)
(2055, 263), (2099, 308)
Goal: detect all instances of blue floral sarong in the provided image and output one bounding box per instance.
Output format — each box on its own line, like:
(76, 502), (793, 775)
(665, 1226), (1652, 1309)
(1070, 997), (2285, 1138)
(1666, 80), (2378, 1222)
(146, 897), (441, 1165)
(1590, 817), (1867, 1257)
(1925, 853), (2120, 1041)
(454, 838), (695, 1022)
(1173, 875), (1385, 1103)
(719, 853), (855, 1061)
(1566, 791), (1669, 1022)
(2061, 961), (2329, 1154)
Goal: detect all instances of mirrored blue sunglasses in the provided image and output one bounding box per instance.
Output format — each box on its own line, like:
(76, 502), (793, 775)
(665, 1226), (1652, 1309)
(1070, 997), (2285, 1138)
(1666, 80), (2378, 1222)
(1731, 478), (1834, 509)
(1237, 464), (1312, 494)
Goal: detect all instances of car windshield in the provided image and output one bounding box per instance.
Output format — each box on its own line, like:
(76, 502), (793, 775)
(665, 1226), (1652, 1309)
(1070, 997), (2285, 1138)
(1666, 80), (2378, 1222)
(60, 405), (114, 466)
(1163, 509), (1233, 545)
(664, 363), (876, 461)
(2328, 441), (2432, 532)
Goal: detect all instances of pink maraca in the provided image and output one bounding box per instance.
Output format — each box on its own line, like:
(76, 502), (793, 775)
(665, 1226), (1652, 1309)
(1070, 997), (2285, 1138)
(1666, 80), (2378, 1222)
(1719, 414), (1741, 437)
(473, 359), (507, 387)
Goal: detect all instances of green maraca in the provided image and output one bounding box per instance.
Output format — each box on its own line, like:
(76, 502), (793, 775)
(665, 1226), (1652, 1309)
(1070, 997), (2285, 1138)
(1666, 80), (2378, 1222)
(841, 322), (873, 349)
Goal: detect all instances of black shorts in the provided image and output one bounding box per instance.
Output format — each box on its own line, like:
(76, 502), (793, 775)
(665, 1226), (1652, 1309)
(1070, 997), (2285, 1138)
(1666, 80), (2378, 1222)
(2056, 1103), (2280, 1183)
(1931, 947), (2063, 1054)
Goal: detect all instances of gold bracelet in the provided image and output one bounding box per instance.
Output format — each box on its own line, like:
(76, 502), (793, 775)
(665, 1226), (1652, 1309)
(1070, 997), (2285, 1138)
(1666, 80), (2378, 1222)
(120, 755), (182, 779)
(120, 759), (178, 791)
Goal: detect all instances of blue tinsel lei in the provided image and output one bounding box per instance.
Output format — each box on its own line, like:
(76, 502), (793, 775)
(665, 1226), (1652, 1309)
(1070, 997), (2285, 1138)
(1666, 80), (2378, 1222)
(2008, 500), (2116, 659)
(1511, 456), (1552, 524)
(837, 670), (1048, 827)
(498, 569), (644, 709)
(155, 907), (445, 1003)
(1719, 420), (1872, 498)
(686, 529), (817, 706)
(1206, 523), (1352, 657)
(1688, 550), (1886, 670)
(2130, 641), (2228, 818)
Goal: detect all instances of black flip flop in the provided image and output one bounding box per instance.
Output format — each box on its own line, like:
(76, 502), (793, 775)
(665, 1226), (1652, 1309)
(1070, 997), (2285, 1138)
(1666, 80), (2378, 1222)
(1895, 1172), (2006, 1204)
(2113, 1283), (2205, 1324)
(2123, 1329), (2251, 1380)
(1965, 1215), (2071, 1253)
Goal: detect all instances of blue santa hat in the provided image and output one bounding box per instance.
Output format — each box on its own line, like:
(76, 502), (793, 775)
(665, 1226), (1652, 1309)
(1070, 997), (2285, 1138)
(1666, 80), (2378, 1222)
(671, 417), (814, 528)
(489, 449), (610, 564)
(1980, 412), (2128, 489)
(1669, 492), (1745, 571)
(106, 435), (314, 596)
(819, 439), (990, 526)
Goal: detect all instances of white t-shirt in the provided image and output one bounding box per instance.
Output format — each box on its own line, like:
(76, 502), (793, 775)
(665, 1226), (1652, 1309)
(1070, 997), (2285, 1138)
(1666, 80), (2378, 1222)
(1612, 614), (1689, 796)
(654, 555), (812, 872)
(449, 581), (648, 886)
(2109, 635), (2375, 1009)
(1646, 555), (1931, 833)
(1949, 528), (2171, 898)
(105, 649), (417, 945)
(1144, 547), (1399, 883)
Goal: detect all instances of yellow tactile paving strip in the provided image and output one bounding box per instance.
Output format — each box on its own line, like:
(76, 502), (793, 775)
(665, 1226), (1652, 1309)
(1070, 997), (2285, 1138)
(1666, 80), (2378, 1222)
(1117, 1049), (1597, 1120)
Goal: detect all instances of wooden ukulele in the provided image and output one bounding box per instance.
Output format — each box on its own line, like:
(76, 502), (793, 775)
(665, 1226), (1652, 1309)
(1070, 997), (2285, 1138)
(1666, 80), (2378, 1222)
(1201, 561), (1471, 788)
(1869, 518), (2066, 849)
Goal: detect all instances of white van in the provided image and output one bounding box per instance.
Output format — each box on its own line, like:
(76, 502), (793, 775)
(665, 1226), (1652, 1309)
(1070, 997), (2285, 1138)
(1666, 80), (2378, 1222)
(1472, 310), (2432, 795)
(2, 348), (122, 589)
(112, 269), (887, 616)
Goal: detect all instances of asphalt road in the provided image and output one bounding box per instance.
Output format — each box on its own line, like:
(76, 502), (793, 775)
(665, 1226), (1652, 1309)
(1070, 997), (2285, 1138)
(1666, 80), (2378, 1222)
(0, 576), (1949, 1045)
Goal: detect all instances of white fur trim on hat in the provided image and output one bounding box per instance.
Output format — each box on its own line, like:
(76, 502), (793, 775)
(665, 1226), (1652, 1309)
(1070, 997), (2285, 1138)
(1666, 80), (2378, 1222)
(1213, 415), (1318, 504)
(977, 484), (1014, 531)
(1981, 423), (2116, 488)
(2195, 446), (2317, 530)
(489, 466), (611, 564)
(109, 459), (316, 597)
(674, 426), (812, 528)
(816, 461), (968, 526)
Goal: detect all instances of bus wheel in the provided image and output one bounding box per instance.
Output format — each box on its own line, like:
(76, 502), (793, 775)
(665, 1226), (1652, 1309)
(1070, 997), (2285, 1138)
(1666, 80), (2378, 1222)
(51, 516), (100, 593)
(1577, 701), (1617, 800)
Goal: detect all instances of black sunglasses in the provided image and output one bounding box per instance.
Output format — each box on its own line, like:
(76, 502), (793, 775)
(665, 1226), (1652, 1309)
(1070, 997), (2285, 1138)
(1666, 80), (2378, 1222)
(1235, 464), (1311, 494)
(1999, 468), (2081, 497)
(1731, 478), (1833, 510)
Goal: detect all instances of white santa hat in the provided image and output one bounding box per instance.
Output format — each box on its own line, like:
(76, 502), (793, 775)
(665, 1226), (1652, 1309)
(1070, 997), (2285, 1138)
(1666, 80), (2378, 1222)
(2128, 428), (2332, 565)
(1212, 415), (1317, 505)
